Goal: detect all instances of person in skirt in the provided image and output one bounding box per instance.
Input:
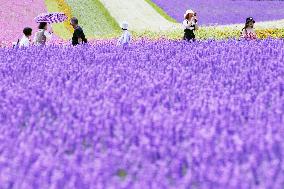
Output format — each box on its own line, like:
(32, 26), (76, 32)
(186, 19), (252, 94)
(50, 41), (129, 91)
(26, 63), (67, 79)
(241, 17), (257, 40)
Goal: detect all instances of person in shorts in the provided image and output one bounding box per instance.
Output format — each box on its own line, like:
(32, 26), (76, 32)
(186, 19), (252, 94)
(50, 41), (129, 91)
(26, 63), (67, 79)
(70, 17), (87, 46)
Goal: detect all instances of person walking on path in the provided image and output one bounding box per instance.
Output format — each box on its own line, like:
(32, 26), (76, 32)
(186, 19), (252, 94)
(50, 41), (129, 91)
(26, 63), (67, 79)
(34, 22), (53, 46)
(183, 9), (199, 41)
(117, 21), (131, 47)
(18, 27), (33, 48)
(70, 17), (87, 46)
(241, 17), (257, 40)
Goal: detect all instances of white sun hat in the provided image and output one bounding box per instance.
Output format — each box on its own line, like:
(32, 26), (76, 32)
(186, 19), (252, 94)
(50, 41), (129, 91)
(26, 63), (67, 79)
(184, 9), (195, 18)
(121, 21), (129, 30)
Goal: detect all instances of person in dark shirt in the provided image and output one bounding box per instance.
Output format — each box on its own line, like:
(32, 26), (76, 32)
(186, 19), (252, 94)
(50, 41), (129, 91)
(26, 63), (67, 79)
(70, 17), (87, 46)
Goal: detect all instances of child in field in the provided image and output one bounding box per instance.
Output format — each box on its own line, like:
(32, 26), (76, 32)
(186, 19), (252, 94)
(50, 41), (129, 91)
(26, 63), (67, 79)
(183, 9), (199, 41)
(18, 27), (33, 48)
(240, 17), (257, 40)
(117, 21), (131, 46)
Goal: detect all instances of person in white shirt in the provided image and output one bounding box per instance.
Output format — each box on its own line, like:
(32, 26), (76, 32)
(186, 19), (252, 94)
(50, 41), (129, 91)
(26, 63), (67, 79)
(117, 21), (131, 46)
(183, 9), (199, 41)
(34, 22), (53, 46)
(19, 27), (32, 48)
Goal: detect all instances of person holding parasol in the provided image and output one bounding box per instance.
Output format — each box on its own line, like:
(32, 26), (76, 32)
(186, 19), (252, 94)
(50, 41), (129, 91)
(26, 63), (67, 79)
(34, 12), (68, 45)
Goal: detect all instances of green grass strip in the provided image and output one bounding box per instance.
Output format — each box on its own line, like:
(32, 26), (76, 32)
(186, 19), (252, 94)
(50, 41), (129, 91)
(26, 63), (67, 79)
(44, 0), (73, 39)
(144, 0), (177, 23)
(64, 0), (120, 38)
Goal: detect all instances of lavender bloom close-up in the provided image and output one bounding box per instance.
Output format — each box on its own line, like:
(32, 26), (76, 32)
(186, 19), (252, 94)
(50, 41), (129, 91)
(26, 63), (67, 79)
(0, 39), (284, 188)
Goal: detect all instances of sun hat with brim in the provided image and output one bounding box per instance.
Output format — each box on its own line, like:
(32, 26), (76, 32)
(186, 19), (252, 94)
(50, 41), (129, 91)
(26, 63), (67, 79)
(121, 21), (129, 30)
(246, 17), (255, 23)
(184, 9), (195, 19)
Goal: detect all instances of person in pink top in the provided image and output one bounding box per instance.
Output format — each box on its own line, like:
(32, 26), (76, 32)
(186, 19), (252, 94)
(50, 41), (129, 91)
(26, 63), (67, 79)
(240, 17), (257, 40)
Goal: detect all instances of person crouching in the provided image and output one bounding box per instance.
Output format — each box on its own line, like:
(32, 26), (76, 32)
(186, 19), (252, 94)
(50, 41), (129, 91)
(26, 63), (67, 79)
(183, 9), (199, 41)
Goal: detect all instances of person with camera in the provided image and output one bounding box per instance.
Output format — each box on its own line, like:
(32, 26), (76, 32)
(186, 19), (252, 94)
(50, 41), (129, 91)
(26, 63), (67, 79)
(183, 9), (199, 41)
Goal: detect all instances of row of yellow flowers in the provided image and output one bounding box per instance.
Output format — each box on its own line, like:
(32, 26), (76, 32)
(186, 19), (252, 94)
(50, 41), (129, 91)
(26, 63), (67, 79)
(57, 0), (73, 34)
(196, 28), (284, 40)
(45, 0), (73, 39)
(130, 28), (284, 41)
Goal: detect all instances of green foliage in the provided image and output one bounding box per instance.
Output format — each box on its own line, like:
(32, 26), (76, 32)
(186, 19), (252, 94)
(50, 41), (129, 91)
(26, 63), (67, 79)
(45, 0), (73, 39)
(55, 0), (283, 40)
(117, 169), (127, 179)
(64, 0), (120, 38)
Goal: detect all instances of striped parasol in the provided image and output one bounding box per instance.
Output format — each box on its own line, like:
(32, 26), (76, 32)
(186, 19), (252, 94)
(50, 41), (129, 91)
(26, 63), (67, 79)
(34, 12), (68, 24)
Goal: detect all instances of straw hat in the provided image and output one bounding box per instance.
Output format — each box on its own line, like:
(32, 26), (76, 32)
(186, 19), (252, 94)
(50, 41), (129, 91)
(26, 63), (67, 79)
(184, 9), (195, 19)
(121, 21), (129, 30)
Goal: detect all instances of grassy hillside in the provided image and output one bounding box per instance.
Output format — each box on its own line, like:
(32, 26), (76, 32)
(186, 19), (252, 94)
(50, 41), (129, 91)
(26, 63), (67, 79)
(45, 0), (73, 39)
(64, 0), (120, 38)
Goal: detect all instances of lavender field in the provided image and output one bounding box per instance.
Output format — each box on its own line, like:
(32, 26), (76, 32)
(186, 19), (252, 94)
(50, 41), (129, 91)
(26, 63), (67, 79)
(152, 0), (284, 25)
(1, 39), (284, 188)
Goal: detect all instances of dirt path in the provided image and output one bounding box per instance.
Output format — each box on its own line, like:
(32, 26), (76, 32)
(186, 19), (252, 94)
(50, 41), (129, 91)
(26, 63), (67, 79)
(99, 0), (176, 32)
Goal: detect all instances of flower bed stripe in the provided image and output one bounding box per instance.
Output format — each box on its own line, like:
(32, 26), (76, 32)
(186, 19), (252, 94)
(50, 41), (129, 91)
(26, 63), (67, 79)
(44, 0), (74, 39)
(64, 0), (120, 38)
(99, 0), (176, 32)
(144, 0), (177, 23)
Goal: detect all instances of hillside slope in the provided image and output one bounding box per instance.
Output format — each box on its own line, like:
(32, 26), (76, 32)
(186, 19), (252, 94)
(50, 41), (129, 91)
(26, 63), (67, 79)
(64, 0), (120, 38)
(99, 0), (176, 32)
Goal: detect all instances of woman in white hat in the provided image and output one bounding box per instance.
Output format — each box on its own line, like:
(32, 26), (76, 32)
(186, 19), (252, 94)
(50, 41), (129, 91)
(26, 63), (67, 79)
(183, 9), (199, 41)
(117, 21), (131, 46)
